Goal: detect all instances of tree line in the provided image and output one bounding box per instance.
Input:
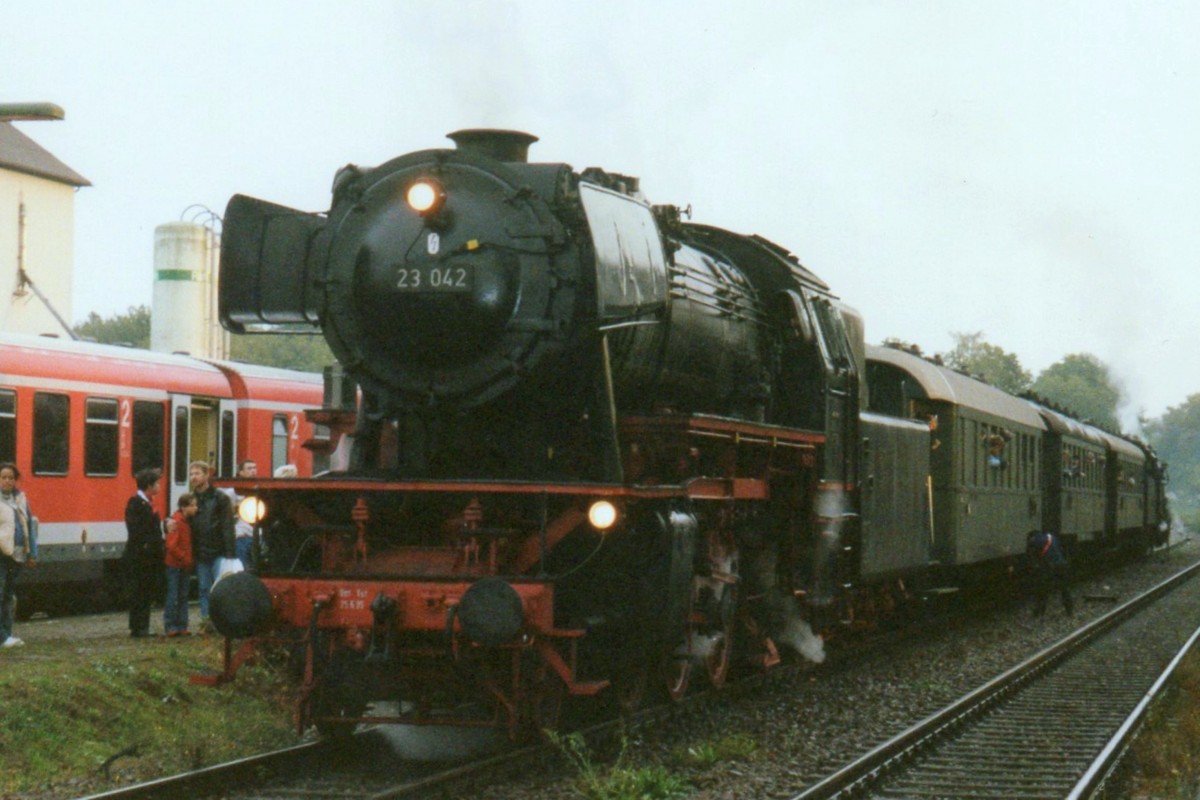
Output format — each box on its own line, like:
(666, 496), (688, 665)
(73, 307), (1200, 522)
(73, 305), (334, 373)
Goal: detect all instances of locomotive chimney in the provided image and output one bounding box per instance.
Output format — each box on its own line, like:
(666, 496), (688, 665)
(447, 129), (538, 163)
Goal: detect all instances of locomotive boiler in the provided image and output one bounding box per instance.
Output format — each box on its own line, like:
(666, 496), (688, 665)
(221, 129), (855, 481)
(211, 130), (874, 736)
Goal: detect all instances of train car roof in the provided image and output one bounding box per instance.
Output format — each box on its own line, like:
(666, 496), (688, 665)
(208, 359), (323, 384)
(866, 344), (1046, 429)
(205, 358), (324, 406)
(1097, 430), (1145, 461)
(1, 332), (323, 402)
(1028, 403), (1108, 448)
(1026, 400), (1143, 460)
(2, 331), (232, 395)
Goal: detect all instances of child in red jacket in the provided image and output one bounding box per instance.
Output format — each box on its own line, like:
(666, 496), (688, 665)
(164, 494), (197, 636)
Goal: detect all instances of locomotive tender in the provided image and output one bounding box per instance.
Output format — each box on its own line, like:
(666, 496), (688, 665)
(210, 130), (1169, 737)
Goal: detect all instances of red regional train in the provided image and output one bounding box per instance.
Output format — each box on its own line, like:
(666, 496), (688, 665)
(0, 331), (324, 618)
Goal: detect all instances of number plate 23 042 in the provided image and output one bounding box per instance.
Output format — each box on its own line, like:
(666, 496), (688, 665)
(395, 265), (472, 292)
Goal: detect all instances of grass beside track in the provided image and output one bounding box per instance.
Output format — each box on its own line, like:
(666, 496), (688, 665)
(1120, 648), (1200, 799)
(0, 629), (300, 799)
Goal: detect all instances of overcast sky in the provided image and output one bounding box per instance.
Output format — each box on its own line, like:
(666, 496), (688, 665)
(3, 1), (1197, 422)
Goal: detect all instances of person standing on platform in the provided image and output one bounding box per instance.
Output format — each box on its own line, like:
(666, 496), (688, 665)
(231, 459), (257, 569)
(0, 463), (37, 648)
(124, 468), (168, 638)
(188, 461), (235, 630)
(164, 493), (197, 636)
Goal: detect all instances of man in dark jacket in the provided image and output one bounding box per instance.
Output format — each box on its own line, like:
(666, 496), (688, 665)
(188, 461), (235, 626)
(1026, 530), (1074, 617)
(124, 468), (167, 637)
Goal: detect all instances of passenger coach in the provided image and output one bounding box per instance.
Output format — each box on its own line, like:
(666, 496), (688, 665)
(866, 343), (1168, 570)
(0, 332), (323, 617)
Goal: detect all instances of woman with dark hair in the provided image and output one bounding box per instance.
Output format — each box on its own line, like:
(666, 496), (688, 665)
(0, 462), (37, 648)
(124, 468), (168, 637)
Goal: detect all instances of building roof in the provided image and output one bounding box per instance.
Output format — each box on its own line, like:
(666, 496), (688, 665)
(0, 122), (90, 187)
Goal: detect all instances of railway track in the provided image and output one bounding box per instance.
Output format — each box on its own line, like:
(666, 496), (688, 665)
(77, 557), (1200, 800)
(792, 560), (1200, 800)
(74, 730), (506, 800)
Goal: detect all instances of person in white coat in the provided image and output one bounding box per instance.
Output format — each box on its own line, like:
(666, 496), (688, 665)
(0, 463), (37, 648)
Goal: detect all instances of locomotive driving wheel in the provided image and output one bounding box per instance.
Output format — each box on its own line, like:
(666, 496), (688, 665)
(660, 531), (739, 700)
(702, 538), (740, 689)
(703, 597), (737, 689)
(663, 640), (693, 702)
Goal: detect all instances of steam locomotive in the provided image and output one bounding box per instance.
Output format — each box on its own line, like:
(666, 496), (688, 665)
(206, 130), (1169, 737)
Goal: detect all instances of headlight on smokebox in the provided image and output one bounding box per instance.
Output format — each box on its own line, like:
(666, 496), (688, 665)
(406, 178), (446, 216)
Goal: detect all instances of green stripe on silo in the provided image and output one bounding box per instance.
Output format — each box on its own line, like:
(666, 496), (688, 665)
(156, 270), (194, 281)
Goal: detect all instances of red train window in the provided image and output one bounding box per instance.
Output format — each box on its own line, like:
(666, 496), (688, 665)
(132, 401), (165, 476)
(220, 410), (235, 478)
(33, 392), (69, 476)
(0, 389), (14, 465)
(85, 397), (119, 476)
(272, 414), (288, 475)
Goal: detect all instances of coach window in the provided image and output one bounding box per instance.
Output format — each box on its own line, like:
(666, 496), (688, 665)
(132, 401), (165, 475)
(1027, 435), (1036, 490)
(0, 390), (14, 465)
(1016, 435), (1025, 489)
(33, 392), (70, 475)
(272, 415), (288, 474)
(1017, 431), (1027, 489)
(963, 420), (977, 487)
(1020, 435), (1028, 489)
(85, 397), (120, 476)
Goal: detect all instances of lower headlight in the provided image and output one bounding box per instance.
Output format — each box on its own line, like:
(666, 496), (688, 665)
(238, 496), (266, 526)
(588, 500), (618, 531)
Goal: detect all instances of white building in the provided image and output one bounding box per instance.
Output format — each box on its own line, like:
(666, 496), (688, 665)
(0, 116), (89, 336)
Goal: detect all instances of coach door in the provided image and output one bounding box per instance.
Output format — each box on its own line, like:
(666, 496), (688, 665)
(168, 394), (229, 510)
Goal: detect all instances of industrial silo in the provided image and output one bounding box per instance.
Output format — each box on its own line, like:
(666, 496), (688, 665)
(150, 221), (227, 358)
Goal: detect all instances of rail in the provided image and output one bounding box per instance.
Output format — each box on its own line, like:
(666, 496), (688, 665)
(790, 559), (1200, 799)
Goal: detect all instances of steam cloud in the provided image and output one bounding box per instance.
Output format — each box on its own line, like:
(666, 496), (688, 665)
(778, 612), (826, 665)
